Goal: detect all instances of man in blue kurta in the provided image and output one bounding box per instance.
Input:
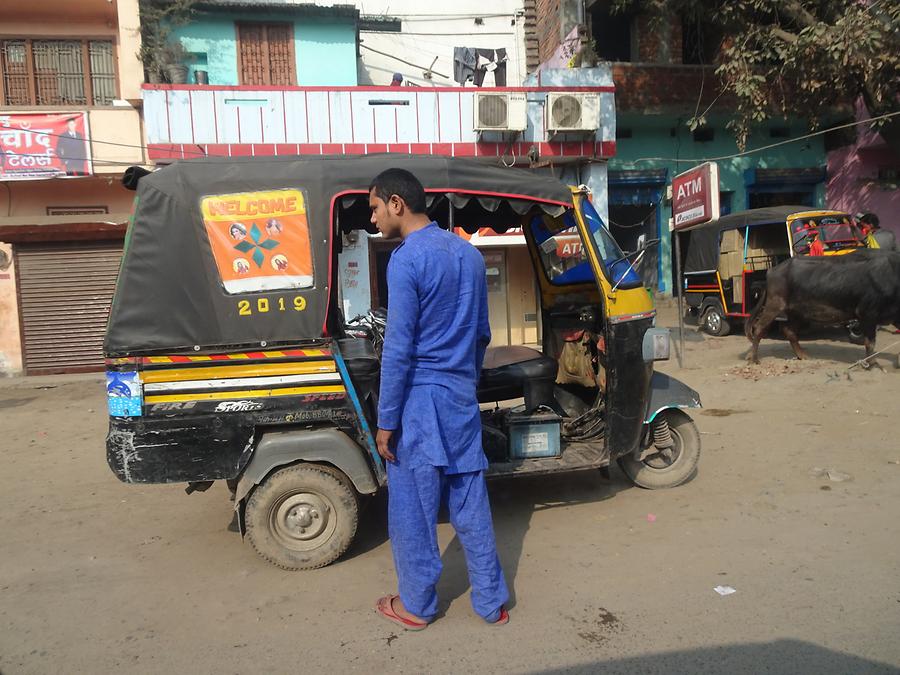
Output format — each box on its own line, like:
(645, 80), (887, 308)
(369, 168), (509, 630)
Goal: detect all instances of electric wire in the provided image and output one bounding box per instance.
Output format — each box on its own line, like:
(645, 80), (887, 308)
(631, 111), (900, 164)
(2, 100), (895, 170)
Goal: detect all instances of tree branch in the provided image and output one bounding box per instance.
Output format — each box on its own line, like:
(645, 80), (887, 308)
(779, 1), (818, 29)
(771, 26), (799, 43)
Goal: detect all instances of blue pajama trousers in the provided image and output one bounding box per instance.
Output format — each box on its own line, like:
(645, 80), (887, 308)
(387, 461), (509, 622)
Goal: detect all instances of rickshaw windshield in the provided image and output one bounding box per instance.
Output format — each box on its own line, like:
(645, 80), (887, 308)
(529, 202), (642, 290)
(530, 213), (592, 285)
(790, 215), (863, 253)
(581, 197), (644, 290)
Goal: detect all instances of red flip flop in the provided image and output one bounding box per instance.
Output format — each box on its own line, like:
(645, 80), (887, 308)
(488, 606), (510, 625)
(375, 595), (429, 631)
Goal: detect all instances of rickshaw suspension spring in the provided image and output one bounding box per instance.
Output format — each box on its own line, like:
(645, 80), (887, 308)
(652, 418), (674, 449)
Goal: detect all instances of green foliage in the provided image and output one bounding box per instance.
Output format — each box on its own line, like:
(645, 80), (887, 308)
(611, 0), (900, 150)
(137, 0), (197, 78)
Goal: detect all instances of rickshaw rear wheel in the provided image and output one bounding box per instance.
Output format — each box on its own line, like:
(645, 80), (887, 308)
(245, 463), (359, 570)
(617, 409), (700, 489)
(701, 302), (730, 337)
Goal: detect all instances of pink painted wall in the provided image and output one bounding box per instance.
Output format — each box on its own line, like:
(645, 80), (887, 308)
(826, 101), (900, 239)
(0, 243), (23, 375)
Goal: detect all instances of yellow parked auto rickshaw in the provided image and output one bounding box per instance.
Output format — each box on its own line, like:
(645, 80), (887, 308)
(104, 155), (701, 570)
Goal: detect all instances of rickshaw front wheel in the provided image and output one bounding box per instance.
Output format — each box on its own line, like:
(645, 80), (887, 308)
(245, 463), (359, 570)
(618, 409), (700, 489)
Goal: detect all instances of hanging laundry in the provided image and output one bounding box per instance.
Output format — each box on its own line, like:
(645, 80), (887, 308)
(455, 47), (508, 86)
(494, 48), (508, 86)
(453, 47), (477, 85)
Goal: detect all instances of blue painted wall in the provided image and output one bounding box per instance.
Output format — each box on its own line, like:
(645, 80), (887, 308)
(610, 113), (827, 293)
(172, 12), (358, 86)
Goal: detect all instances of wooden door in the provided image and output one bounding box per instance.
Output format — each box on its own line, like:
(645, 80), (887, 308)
(237, 23), (296, 86)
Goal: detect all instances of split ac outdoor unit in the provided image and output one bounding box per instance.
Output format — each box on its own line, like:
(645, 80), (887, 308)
(545, 93), (601, 133)
(473, 92), (528, 132)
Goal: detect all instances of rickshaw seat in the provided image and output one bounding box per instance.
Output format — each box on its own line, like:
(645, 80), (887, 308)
(478, 346), (559, 412)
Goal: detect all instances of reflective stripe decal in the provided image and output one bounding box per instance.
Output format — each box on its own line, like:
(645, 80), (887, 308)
(144, 384), (346, 403)
(141, 360), (336, 384)
(144, 372), (342, 392)
(142, 348), (331, 364)
(609, 310), (656, 324)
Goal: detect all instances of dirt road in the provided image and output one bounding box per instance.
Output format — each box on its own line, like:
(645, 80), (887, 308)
(1, 311), (899, 674)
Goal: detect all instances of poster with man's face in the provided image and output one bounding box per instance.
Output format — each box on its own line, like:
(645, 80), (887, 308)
(201, 189), (314, 295)
(0, 112), (91, 179)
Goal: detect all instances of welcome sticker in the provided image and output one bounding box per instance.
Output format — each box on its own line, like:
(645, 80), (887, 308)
(201, 189), (313, 294)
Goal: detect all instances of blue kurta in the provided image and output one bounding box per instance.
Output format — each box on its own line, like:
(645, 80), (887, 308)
(378, 222), (508, 622)
(378, 222), (491, 474)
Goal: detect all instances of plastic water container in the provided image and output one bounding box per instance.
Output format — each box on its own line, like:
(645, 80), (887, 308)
(507, 411), (561, 459)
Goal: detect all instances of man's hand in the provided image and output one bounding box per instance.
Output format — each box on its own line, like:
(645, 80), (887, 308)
(376, 428), (395, 463)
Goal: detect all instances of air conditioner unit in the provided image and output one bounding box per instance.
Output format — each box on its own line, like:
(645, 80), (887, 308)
(473, 92), (527, 132)
(545, 93), (600, 133)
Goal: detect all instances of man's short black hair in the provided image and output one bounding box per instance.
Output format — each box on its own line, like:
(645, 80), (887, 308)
(369, 168), (427, 214)
(862, 212), (880, 229)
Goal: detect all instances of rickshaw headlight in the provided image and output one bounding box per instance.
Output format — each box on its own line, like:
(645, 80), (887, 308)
(643, 328), (670, 361)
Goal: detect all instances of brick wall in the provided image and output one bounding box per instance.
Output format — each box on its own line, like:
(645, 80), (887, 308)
(536, 0), (561, 64)
(612, 63), (732, 113)
(523, 0), (540, 73)
(634, 14), (683, 64)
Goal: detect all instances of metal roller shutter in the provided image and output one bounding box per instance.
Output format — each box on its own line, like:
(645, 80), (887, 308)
(16, 241), (122, 374)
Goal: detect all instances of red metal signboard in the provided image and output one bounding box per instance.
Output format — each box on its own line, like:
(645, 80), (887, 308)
(0, 112), (92, 181)
(672, 162), (719, 230)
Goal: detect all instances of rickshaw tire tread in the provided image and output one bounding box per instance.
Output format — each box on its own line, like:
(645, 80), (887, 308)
(244, 463), (359, 571)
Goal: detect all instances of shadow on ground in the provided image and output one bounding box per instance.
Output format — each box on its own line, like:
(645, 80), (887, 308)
(436, 468), (632, 613)
(529, 639), (899, 675)
(341, 466), (635, 612)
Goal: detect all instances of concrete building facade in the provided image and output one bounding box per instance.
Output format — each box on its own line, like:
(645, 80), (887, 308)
(0, 0), (146, 375)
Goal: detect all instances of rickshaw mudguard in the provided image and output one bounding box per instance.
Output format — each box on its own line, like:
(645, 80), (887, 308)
(233, 427), (379, 507)
(644, 371), (701, 423)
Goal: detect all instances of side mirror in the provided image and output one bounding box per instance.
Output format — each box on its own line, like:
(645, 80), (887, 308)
(636, 234), (647, 250)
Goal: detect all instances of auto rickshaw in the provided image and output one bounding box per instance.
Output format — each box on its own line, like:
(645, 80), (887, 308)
(104, 155), (701, 570)
(682, 206), (865, 336)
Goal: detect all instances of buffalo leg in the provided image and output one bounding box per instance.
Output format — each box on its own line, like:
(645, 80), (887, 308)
(861, 322), (877, 369)
(781, 322), (807, 360)
(748, 304), (783, 363)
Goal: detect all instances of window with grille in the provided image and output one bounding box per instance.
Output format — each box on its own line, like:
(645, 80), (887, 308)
(237, 23), (296, 86)
(0, 39), (116, 106)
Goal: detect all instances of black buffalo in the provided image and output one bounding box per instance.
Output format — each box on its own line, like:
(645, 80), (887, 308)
(746, 249), (900, 364)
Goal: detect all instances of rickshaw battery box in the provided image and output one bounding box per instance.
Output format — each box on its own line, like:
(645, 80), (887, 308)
(506, 411), (561, 459)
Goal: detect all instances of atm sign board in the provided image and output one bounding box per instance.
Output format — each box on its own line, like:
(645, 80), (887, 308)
(672, 162), (720, 230)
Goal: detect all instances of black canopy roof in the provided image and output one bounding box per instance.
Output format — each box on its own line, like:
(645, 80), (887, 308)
(682, 205), (811, 274)
(105, 155), (574, 355)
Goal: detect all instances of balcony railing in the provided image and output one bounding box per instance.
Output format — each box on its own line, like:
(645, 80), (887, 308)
(143, 84), (617, 163)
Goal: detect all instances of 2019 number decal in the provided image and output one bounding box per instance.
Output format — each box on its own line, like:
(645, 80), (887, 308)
(237, 296), (306, 316)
